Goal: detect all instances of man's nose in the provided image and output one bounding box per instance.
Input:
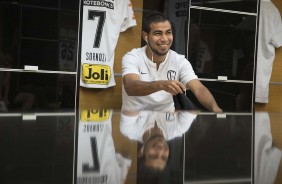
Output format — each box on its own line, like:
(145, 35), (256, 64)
(160, 34), (168, 41)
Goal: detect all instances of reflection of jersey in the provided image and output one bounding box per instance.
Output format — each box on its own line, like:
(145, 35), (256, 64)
(120, 110), (196, 142)
(254, 112), (281, 184)
(59, 12), (78, 72)
(77, 109), (131, 184)
(164, 0), (188, 55)
(80, 0), (136, 88)
(59, 28), (77, 72)
(255, 0), (282, 103)
(195, 41), (212, 73)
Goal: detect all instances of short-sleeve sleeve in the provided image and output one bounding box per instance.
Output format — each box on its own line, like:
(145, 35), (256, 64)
(120, 0), (137, 32)
(122, 50), (140, 77)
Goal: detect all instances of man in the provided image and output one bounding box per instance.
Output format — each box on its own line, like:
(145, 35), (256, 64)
(122, 12), (222, 112)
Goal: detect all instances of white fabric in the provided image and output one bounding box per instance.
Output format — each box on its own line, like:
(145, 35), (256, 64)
(80, 0), (136, 88)
(77, 109), (131, 184)
(122, 46), (198, 111)
(254, 112), (281, 184)
(120, 110), (196, 142)
(195, 41), (212, 73)
(0, 101), (8, 112)
(255, 0), (282, 103)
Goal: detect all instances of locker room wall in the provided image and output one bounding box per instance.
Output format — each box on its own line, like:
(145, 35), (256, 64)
(255, 0), (282, 112)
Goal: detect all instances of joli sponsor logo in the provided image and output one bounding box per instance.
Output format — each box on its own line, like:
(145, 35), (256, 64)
(82, 64), (111, 85)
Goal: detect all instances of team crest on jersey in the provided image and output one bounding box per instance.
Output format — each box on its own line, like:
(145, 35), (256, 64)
(82, 64), (111, 85)
(80, 109), (110, 122)
(167, 70), (176, 80)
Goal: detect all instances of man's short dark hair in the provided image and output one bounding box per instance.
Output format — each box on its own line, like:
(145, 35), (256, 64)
(142, 11), (171, 33)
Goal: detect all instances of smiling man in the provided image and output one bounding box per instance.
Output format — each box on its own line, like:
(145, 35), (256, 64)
(122, 12), (222, 112)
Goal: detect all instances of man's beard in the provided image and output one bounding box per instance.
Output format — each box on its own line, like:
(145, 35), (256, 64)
(148, 42), (169, 56)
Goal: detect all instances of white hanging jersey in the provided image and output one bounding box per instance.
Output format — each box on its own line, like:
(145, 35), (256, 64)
(80, 0), (136, 88)
(255, 0), (282, 103)
(76, 109), (131, 184)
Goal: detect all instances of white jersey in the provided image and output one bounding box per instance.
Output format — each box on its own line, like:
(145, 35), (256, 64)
(254, 112), (281, 184)
(255, 0), (282, 103)
(122, 46), (198, 111)
(80, 0), (136, 88)
(120, 110), (197, 142)
(76, 109), (131, 184)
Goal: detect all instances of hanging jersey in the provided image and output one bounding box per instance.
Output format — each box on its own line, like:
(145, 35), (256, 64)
(76, 109), (131, 184)
(255, 0), (282, 103)
(80, 0), (136, 88)
(164, 0), (188, 55)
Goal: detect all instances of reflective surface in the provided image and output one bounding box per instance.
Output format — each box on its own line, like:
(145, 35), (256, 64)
(0, 111), (75, 184)
(190, 0), (259, 13)
(0, 1), (79, 72)
(2, 108), (281, 184)
(188, 9), (256, 80)
(186, 81), (253, 112)
(185, 113), (253, 183)
(0, 71), (76, 113)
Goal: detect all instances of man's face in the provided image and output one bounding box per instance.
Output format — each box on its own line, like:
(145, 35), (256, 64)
(144, 136), (169, 170)
(147, 20), (173, 56)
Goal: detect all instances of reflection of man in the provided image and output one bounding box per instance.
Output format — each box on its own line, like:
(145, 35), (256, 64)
(120, 110), (197, 171)
(77, 109), (131, 184)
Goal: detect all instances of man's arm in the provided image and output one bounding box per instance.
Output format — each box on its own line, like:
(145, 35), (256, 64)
(123, 73), (186, 96)
(186, 79), (222, 112)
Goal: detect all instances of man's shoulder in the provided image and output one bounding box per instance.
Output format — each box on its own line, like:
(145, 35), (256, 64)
(125, 47), (144, 56)
(123, 47), (145, 65)
(168, 49), (187, 63)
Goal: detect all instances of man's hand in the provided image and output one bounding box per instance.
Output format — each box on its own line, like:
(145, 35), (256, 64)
(211, 106), (223, 113)
(159, 80), (186, 95)
(187, 79), (222, 112)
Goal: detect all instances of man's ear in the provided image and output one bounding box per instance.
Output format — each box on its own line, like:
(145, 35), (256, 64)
(138, 145), (144, 158)
(142, 31), (148, 42)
